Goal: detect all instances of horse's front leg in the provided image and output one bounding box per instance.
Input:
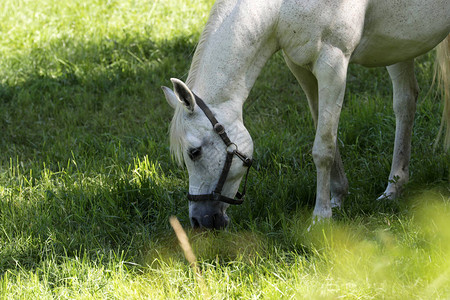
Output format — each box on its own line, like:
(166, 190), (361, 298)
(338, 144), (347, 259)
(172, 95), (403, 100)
(283, 54), (349, 209)
(312, 47), (349, 219)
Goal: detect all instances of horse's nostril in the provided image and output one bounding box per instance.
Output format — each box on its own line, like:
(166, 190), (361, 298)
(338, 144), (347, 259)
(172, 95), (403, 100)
(191, 217), (200, 228)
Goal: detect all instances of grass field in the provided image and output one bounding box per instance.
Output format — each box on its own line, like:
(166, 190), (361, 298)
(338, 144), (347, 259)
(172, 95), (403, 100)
(0, 0), (449, 298)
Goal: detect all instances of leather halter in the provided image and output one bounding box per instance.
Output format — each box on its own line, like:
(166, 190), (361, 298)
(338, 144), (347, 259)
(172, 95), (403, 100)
(187, 94), (253, 205)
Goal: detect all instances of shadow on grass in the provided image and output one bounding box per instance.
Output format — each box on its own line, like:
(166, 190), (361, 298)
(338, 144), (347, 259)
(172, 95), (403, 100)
(0, 34), (199, 166)
(0, 34), (199, 272)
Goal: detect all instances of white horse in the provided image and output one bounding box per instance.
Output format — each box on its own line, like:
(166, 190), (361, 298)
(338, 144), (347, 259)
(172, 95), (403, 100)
(163, 0), (450, 229)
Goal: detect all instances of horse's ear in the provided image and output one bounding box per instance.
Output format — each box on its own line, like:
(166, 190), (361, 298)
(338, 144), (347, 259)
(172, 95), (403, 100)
(161, 86), (180, 109)
(171, 78), (196, 113)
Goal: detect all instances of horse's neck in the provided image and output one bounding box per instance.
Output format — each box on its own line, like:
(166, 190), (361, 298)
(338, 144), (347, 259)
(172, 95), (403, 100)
(188, 0), (281, 107)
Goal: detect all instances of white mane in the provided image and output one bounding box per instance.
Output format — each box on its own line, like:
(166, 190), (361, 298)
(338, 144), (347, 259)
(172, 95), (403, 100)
(169, 104), (188, 166)
(169, 0), (228, 166)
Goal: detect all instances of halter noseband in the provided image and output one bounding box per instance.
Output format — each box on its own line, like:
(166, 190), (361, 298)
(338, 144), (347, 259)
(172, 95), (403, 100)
(187, 94), (253, 205)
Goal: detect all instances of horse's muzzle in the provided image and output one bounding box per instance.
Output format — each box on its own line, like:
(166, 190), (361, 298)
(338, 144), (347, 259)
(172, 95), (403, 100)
(190, 212), (229, 230)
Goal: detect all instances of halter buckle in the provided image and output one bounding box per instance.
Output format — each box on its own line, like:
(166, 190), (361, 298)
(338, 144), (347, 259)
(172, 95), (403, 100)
(214, 123), (225, 135)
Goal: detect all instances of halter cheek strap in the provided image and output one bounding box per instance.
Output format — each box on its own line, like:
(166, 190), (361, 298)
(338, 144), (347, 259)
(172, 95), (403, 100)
(186, 94), (253, 205)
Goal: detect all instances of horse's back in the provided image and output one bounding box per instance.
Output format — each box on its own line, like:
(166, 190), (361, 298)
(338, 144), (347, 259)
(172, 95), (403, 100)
(351, 0), (450, 66)
(279, 0), (449, 67)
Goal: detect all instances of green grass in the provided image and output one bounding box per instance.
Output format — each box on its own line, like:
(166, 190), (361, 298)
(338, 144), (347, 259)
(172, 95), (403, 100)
(0, 0), (449, 298)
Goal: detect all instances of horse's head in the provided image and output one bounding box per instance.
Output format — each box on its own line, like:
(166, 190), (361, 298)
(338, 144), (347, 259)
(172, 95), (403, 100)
(162, 78), (253, 229)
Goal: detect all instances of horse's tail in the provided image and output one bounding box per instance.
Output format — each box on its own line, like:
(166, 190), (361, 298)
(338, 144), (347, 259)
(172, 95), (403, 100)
(434, 34), (450, 151)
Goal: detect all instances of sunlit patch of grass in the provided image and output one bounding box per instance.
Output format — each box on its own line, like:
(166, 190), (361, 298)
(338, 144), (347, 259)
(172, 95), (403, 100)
(132, 191), (450, 298)
(285, 190), (450, 298)
(143, 229), (269, 268)
(1, 190), (450, 298)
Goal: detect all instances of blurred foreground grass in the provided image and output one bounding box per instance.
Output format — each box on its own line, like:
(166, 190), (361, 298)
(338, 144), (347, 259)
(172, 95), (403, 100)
(2, 189), (448, 298)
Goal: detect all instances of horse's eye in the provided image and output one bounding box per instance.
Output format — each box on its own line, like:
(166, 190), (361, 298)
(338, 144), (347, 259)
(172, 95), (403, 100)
(188, 147), (202, 161)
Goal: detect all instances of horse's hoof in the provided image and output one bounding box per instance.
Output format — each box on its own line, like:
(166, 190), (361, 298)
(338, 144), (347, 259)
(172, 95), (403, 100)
(377, 191), (397, 201)
(308, 215), (335, 232)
